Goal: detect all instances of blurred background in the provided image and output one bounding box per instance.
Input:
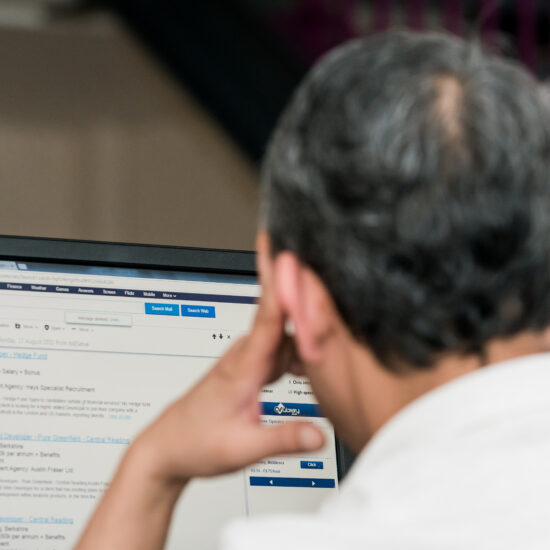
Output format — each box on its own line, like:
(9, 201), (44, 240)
(0, 0), (549, 250)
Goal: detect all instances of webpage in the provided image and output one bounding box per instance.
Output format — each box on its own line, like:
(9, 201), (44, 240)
(0, 263), (339, 550)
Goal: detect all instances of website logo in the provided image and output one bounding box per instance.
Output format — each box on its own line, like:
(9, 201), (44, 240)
(274, 402), (301, 416)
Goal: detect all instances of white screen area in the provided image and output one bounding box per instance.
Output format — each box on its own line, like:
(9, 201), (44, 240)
(0, 263), (339, 549)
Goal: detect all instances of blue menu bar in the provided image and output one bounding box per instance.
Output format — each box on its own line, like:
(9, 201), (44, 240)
(249, 476), (335, 488)
(0, 282), (255, 305)
(181, 305), (216, 318)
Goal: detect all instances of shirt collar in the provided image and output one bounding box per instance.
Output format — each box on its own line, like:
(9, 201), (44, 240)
(350, 352), (550, 477)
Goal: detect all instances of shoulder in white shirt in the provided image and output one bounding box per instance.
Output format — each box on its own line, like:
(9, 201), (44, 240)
(220, 353), (550, 550)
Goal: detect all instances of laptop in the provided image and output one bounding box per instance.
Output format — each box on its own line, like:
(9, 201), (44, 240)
(0, 235), (350, 550)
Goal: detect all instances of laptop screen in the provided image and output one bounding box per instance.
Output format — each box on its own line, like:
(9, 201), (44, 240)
(0, 250), (339, 549)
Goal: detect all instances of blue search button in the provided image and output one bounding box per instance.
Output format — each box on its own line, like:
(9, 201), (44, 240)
(181, 305), (215, 318)
(145, 303), (179, 316)
(300, 461), (324, 470)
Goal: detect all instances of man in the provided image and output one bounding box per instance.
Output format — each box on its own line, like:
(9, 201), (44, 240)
(76, 30), (550, 549)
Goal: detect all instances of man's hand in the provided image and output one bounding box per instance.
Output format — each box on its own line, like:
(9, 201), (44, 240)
(133, 245), (324, 486)
(135, 336), (324, 484)
(76, 245), (325, 550)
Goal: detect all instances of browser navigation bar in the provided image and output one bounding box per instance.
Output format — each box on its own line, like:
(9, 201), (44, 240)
(0, 282), (255, 305)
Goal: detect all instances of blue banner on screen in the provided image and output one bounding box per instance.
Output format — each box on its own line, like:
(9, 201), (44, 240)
(260, 402), (323, 418)
(249, 476), (335, 488)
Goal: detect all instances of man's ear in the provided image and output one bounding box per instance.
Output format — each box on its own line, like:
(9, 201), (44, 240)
(273, 252), (335, 364)
(540, 326), (550, 351)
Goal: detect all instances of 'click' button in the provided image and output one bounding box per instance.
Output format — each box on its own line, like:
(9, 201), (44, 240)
(181, 305), (216, 318)
(300, 461), (324, 470)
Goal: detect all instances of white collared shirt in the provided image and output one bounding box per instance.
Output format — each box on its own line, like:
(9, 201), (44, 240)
(221, 353), (550, 549)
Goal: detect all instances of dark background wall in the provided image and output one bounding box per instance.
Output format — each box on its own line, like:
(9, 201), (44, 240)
(0, 8), (258, 249)
(0, 0), (548, 251)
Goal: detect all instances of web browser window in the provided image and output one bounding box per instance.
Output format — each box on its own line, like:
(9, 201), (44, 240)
(0, 262), (339, 550)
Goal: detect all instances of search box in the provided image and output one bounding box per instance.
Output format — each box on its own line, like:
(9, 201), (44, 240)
(65, 312), (132, 327)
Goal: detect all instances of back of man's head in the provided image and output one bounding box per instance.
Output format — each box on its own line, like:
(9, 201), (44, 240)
(261, 30), (550, 371)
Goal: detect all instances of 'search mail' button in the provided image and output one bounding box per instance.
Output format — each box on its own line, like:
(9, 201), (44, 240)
(144, 303), (179, 316)
(181, 305), (216, 318)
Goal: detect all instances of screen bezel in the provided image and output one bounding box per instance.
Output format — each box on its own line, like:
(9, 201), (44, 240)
(0, 234), (353, 478)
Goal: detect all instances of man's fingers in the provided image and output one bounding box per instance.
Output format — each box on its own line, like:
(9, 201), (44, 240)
(229, 286), (285, 383)
(264, 336), (302, 385)
(256, 231), (275, 296)
(248, 287), (284, 358)
(248, 233), (285, 359)
(243, 422), (325, 463)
